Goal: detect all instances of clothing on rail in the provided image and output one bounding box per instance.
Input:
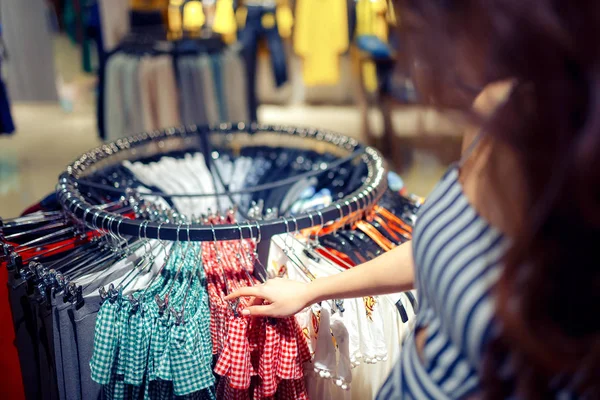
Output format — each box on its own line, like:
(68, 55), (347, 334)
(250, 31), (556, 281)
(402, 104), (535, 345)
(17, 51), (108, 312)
(101, 43), (249, 142)
(0, 0), (59, 102)
(1, 141), (417, 400)
(264, 197), (418, 399)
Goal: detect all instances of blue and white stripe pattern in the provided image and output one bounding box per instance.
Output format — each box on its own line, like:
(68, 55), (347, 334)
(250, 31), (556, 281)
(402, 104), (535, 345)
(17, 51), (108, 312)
(377, 165), (508, 399)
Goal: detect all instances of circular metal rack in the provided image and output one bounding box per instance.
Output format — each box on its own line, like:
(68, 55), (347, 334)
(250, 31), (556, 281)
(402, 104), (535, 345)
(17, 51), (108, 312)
(56, 123), (388, 244)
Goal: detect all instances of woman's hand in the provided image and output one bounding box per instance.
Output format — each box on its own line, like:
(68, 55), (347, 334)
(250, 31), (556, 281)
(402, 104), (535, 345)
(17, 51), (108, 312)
(224, 278), (313, 318)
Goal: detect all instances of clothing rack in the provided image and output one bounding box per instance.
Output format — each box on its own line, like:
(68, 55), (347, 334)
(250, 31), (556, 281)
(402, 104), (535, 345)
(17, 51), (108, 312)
(57, 123), (387, 266)
(98, 32), (245, 141)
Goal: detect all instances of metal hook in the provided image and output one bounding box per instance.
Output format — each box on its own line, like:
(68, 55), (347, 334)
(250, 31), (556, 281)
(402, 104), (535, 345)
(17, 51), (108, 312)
(81, 206), (92, 230)
(281, 216), (292, 252)
(353, 196), (361, 223)
(315, 209), (325, 239)
(251, 219), (266, 280)
(307, 211), (318, 245)
(334, 203), (345, 233)
(156, 221), (167, 257)
(92, 208), (102, 230)
(254, 219), (262, 245)
(344, 199), (355, 225)
(289, 214), (299, 236)
(235, 221), (255, 285)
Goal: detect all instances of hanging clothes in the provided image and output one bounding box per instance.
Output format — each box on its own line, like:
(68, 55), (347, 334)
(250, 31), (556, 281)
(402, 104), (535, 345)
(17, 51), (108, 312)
(238, 5), (289, 121)
(354, 0), (393, 93)
(0, 0), (59, 102)
(1, 135), (414, 400)
(294, 0), (349, 86)
(98, 0), (131, 52)
(138, 54), (181, 132)
(101, 41), (249, 141)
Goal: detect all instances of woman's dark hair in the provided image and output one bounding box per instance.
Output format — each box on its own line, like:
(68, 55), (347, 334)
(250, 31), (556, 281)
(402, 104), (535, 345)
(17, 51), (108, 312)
(395, 0), (600, 397)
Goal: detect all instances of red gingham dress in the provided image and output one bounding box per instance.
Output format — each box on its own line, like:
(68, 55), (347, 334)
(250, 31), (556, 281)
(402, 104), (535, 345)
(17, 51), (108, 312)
(202, 220), (311, 400)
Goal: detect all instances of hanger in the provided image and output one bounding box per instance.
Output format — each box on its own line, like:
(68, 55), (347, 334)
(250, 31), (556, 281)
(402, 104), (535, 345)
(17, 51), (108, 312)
(250, 219), (268, 282)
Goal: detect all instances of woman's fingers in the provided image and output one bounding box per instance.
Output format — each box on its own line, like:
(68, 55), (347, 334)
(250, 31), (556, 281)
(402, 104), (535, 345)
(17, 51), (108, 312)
(248, 296), (264, 306)
(241, 304), (276, 317)
(224, 286), (262, 301)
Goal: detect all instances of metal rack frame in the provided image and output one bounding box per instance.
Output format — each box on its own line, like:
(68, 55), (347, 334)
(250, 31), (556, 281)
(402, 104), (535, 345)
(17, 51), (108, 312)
(56, 123), (388, 264)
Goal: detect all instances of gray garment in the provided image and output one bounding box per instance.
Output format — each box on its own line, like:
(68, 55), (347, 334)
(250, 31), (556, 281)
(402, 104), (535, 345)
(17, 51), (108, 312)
(51, 254), (133, 400)
(0, 0), (59, 102)
(73, 295), (104, 400)
(124, 56), (143, 135)
(105, 54), (128, 142)
(52, 291), (84, 400)
(188, 58), (209, 125)
(177, 57), (194, 126)
(196, 56), (219, 125)
(222, 51), (250, 123)
(179, 57), (209, 126)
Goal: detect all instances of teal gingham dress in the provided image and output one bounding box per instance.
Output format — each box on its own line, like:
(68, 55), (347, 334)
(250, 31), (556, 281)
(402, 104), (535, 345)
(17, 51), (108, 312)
(90, 244), (216, 400)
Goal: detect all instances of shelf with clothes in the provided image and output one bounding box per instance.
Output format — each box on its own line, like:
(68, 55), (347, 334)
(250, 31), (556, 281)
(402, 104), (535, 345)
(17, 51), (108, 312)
(98, 32), (251, 142)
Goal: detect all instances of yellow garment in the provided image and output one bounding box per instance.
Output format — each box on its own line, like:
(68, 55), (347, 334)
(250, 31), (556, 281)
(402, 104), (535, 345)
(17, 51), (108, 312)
(236, 6), (248, 29)
(261, 12), (276, 29)
(362, 60), (378, 93)
(168, 0), (184, 38)
(182, 1), (205, 32)
(355, 0), (388, 41)
(294, 0), (349, 86)
(355, 0), (391, 92)
(276, 2), (294, 39)
(213, 0), (238, 42)
(386, 0), (397, 26)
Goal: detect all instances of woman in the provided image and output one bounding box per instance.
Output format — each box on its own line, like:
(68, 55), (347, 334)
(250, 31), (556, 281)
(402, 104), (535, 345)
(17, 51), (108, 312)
(227, 1), (600, 398)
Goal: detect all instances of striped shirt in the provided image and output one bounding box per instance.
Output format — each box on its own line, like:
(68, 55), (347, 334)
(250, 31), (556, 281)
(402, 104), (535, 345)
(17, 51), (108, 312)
(377, 163), (508, 399)
(376, 161), (583, 399)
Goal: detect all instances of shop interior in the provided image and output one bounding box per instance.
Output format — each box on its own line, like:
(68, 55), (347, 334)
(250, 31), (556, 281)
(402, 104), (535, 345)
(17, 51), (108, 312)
(0, 1), (467, 399)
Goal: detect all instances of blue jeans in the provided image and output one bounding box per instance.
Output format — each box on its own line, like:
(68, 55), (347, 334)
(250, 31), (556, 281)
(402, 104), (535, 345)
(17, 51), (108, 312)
(238, 5), (288, 121)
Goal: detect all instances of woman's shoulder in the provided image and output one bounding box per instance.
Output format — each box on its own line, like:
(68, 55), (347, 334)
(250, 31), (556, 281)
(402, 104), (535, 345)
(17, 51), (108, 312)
(461, 80), (524, 237)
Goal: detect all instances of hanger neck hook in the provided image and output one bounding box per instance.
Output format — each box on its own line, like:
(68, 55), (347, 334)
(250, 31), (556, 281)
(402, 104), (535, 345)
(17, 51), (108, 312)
(307, 211), (317, 245)
(344, 199), (354, 226)
(315, 209), (325, 240)
(289, 214), (299, 236)
(335, 203), (344, 234)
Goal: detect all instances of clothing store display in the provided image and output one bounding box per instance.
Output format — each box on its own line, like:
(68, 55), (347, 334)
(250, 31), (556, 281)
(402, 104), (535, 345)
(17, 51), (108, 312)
(294, 0), (349, 86)
(266, 207), (418, 399)
(100, 37), (248, 141)
(1, 126), (420, 399)
(0, 0), (59, 102)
